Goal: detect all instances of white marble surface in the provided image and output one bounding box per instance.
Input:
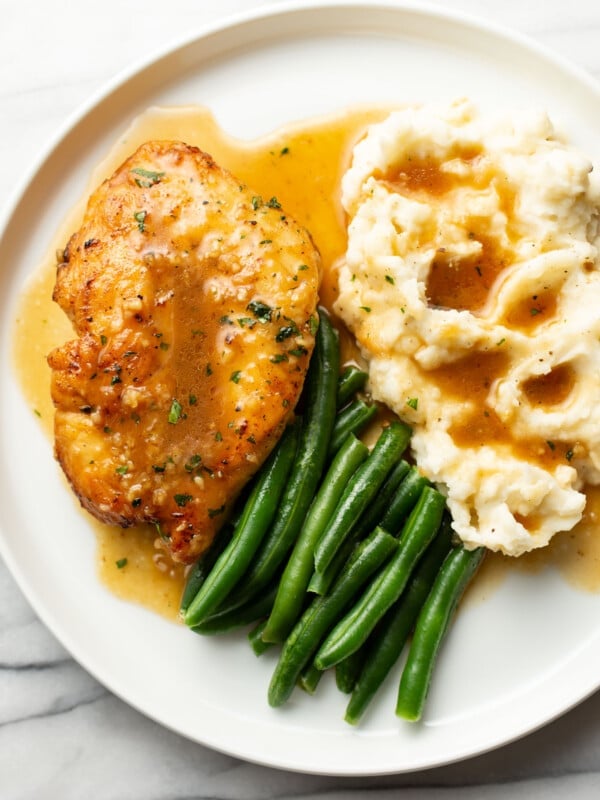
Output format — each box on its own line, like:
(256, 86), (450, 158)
(2, 0), (600, 796)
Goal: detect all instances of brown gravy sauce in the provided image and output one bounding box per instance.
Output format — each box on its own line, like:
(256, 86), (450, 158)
(13, 105), (600, 619)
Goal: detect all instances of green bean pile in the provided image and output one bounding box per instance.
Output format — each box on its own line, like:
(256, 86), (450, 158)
(181, 308), (485, 724)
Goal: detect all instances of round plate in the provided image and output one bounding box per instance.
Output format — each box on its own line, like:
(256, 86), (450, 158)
(2, 0), (600, 776)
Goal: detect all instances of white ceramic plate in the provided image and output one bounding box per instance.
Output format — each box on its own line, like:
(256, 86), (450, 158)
(2, 0), (600, 776)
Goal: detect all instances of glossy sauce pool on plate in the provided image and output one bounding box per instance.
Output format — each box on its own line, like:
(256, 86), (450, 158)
(12, 105), (600, 620)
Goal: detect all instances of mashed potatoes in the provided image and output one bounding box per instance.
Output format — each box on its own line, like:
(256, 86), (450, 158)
(335, 99), (600, 556)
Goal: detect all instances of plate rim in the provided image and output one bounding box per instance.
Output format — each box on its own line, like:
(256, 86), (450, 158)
(2, 0), (600, 776)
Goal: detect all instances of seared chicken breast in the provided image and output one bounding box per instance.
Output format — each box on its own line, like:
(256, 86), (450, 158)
(48, 141), (320, 563)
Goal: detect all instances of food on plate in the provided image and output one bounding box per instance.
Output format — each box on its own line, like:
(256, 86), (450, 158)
(184, 309), (341, 628)
(179, 316), (473, 723)
(47, 140), (320, 564)
(395, 541), (485, 721)
(336, 99), (600, 556)
(26, 98), (599, 726)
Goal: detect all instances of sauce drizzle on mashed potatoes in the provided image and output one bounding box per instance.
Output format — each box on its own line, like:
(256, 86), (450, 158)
(336, 99), (600, 556)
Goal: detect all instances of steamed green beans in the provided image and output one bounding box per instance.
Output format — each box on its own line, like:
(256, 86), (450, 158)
(315, 486), (446, 670)
(262, 434), (369, 643)
(183, 420), (299, 627)
(345, 518), (454, 724)
(268, 528), (398, 708)
(337, 365), (368, 409)
(314, 420), (411, 574)
(328, 400), (378, 456)
(396, 544), (485, 722)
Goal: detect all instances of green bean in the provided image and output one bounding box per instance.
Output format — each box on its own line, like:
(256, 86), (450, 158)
(335, 648), (366, 694)
(314, 421), (412, 574)
(262, 434), (369, 643)
(337, 365), (368, 409)
(191, 583), (278, 635)
(306, 537), (356, 596)
(308, 461), (427, 594)
(314, 486), (446, 670)
(328, 400), (378, 456)
(268, 527), (398, 707)
(379, 466), (429, 536)
(351, 459), (410, 541)
(183, 421), (299, 627)
(212, 308), (340, 616)
(344, 517), (453, 725)
(248, 620), (274, 656)
(179, 524), (233, 614)
(396, 544), (485, 722)
(298, 662), (322, 695)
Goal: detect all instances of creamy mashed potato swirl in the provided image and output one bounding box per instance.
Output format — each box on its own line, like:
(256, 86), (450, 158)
(336, 100), (600, 556)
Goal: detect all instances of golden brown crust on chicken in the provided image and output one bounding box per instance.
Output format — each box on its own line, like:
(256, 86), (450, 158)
(48, 140), (320, 563)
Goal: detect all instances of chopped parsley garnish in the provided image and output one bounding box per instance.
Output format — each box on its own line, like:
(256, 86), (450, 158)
(132, 498), (141, 507)
(251, 196), (262, 210)
(385, 275), (395, 285)
(184, 454), (202, 472)
(237, 317), (256, 328)
(260, 239), (273, 245)
(215, 431), (223, 442)
(219, 315), (233, 325)
(530, 307), (541, 316)
(280, 146), (289, 155)
(276, 322), (299, 342)
(115, 465), (129, 475)
(159, 341), (170, 351)
(288, 346), (308, 357)
(134, 210), (147, 232)
(100, 334), (107, 346)
(205, 363), (213, 376)
(168, 398), (184, 424)
(131, 167), (165, 187)
(189, 394), (197, 406)
(270, 353), (289, 364)
(359, 306), (372, 313)
(546, 440), (556, 451)
(309, 315), (319, 336)
(247, 300), (273, 323)
(115, 558), (128, 569)
(155, 522), (170, 541)
(566, 449), (574, 461)
(152, 463), (166, 473)
(406, 397), (419, 410)
(230, 370), (242, 384)
(266, 197), (281, 209)
(174, 493), (193, 507)
(208, 504), (225, 518)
